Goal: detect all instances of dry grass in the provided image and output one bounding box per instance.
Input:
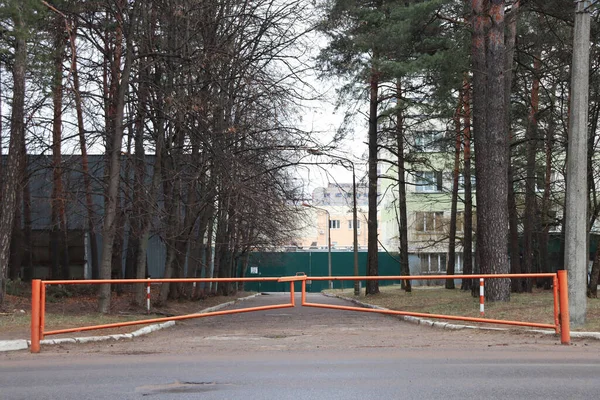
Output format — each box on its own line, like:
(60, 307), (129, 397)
(327, 285), (600, 332)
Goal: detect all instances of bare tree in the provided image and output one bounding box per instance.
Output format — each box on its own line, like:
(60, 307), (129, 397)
(98, 0), (138, 313)
(0, 5), (27, 304)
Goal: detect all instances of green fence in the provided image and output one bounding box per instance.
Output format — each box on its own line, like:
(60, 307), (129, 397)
(240, 251), (405, 293)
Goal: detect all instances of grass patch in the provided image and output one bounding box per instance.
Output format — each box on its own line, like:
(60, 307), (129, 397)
(0, 291), (256, 339)
(326, 285), (600, 332)
(0, 312), (162, 331)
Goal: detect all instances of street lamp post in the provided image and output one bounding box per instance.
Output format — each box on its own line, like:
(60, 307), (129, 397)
(351, 163), (359, 296)
(302, 203), (332, 289)
(309, 150), (359, 296)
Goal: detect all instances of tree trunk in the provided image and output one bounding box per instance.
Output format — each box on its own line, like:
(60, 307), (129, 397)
(133, 47), (164, 304)
(9, 193), (23, 280)
(471, 0), (487, 298)
(446, 91), (462, 290)
(523, 54), (541, 293)
(99, 5), (135, 313)
(127, 48), (151, 283)
(21, 152), (33, 281)
(471, 0), (511, 299)
(206, 210), (215, 292)
(461, 78), (474, 292)
(480, 0), (510, 301)
(0, 66), (2, 197)
(51, 16), (69, 280)
(588, 91), (600, 231)
(508, 161), (521, 293)
(366, 64), (380, 295)
(589, 236), (600, 298)
(213, 200), (228, 295)
(396, 80), (411, 292)
(538, 95), (555, 289)
(0, 17), (26, 305)
(69, 20), (100, 280)
(472, 0), (491, 298)
(158, 151), (181, 303)
(111, 206), (125, 283)
(505, 1), (521, 293)
(158, 245), (177, 305)
(133, 125), (163, 305)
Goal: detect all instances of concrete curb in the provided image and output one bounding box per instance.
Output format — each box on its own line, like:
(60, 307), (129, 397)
(0, 340), (28, 352)
(322, 292), (600, 340)
(0, 293), (263, 353)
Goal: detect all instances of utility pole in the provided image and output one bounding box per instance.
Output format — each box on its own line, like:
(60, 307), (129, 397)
(351, 164), (359, 296)
(565, 0), (591, 326)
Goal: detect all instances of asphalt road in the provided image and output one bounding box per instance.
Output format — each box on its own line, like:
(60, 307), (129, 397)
(2, 293), (600, 399)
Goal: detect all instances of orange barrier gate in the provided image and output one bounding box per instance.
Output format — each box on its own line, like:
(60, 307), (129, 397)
(299, 271), (570, 345)
(30, 273), (570, 352)
(30, 277), (300, 353)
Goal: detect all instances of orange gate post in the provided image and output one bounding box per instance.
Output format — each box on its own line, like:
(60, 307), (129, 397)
(40, 282), (46, 340)
(290, 280), (295, 307)
(30, 279), (41, 353)
(301, 279), (306, 305)
(552, 275), (559, 334)
(557, 270), (570, 345)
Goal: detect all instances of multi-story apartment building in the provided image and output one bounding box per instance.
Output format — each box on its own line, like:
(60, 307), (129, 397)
(379, 129), (470, 276)
(295, 183), (378, 250)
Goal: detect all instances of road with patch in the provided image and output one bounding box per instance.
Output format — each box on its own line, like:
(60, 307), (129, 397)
(2, 293), (600, 399)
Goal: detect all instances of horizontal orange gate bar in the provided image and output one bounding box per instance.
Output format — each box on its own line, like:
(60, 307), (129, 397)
(298, 271), (570, 345)
(30, 277), (297, 353)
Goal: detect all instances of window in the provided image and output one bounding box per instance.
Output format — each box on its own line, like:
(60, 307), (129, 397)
(415, 171), (442, 192)
(455, 252), (463, 272)
(419, 253), (447, 274)
(329, 219), (340, 229)
(414, 130), (444, 152)
(415, 212), (444, 232)
(348, 220), (361, 229)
